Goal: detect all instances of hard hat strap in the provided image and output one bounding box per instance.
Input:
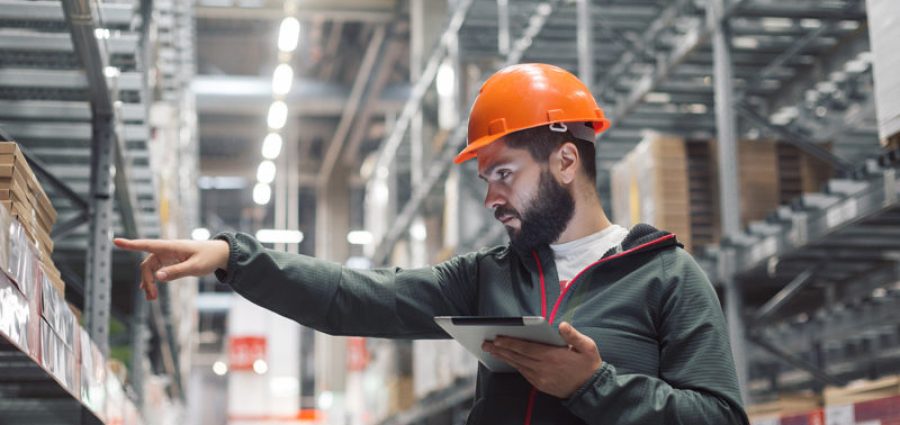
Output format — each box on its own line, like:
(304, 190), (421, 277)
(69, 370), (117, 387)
(549, 121), (596, 144)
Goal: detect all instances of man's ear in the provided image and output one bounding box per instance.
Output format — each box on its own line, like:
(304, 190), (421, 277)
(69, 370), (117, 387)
(553, 142), (579, 185)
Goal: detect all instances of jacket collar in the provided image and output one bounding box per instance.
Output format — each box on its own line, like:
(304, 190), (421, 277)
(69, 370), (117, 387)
(515, 223), (682, 274)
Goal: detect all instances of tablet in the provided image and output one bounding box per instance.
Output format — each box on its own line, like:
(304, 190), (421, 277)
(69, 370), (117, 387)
(434, 316), (567, 373)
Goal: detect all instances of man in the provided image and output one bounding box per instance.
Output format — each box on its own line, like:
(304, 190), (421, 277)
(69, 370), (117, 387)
(116, 63), (749, 424)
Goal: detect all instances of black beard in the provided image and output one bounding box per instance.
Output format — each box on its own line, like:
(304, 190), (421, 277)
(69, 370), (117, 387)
(499, 170), (575, 254)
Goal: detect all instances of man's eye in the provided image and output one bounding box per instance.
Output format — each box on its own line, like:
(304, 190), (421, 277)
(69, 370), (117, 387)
(498, 170), (511, 180)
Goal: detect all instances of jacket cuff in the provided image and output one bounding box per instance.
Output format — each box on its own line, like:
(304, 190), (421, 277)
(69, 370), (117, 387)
(563, 361), (614, 410)
(213, 232), (240, 286)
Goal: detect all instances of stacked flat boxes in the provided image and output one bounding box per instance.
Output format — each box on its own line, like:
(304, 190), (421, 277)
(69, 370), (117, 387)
(748, 376), (900, 425)
(0, 142), (62, 296)
(611, 133), (833, 252)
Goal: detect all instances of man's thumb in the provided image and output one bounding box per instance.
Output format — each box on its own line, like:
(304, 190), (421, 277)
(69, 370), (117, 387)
(559, 322), (594, 352)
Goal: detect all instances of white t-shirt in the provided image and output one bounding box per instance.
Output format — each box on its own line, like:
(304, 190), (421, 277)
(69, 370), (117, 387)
(550, 224), (629, 289)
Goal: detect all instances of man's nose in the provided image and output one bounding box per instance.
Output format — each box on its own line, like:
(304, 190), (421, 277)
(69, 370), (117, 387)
(484, 186), (505, 210)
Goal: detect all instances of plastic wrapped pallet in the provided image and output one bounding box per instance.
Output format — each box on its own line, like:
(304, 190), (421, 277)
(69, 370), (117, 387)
(866, 0), (900, 147)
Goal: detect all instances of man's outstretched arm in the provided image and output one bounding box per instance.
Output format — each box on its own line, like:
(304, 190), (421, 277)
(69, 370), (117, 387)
(115, 232), (481, 339)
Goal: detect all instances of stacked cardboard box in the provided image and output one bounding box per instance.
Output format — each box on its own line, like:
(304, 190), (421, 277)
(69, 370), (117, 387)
(0, 142), (62, 295)
(611, 132), (693, 250)
(611, 133), (834, 252)
(747, 392), (822, 425)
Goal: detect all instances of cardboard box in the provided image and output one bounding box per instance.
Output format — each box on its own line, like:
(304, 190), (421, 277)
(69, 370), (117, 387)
(825, 376), (900, 406)
(611, 134), (833, 252)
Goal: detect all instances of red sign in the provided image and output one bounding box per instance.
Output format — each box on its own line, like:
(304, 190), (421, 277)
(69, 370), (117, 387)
(346, 337), (369, 372)
(229, 336), (266, 371)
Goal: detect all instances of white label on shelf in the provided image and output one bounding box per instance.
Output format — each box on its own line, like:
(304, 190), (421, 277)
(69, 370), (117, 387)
(824, 404), (854, 425)
(826, 198), (859, 229)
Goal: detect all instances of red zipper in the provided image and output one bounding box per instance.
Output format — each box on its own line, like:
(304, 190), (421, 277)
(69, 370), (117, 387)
(547, 234), (675, 324)
(522, 234), (676, 425)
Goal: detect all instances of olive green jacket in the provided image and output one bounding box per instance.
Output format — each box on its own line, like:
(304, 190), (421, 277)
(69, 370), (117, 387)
(215, 224), (749, 424)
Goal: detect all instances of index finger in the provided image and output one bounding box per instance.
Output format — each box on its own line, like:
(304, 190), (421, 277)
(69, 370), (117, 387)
(114, 238), (174, 254)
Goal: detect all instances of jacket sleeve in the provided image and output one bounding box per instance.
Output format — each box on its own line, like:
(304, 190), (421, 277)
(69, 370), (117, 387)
(213, 232), (480, 338)
(562, 249), (750, 425)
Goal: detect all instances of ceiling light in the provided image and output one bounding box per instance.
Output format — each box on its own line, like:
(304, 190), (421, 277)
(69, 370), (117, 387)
(436, 61), (455, 97)
(94, 28), (111, 39)
(253, 359), (269, 375)
(253, 182), (271, 205)
(410, 221), (427, 241)
(213, 361), (228, 376)
(278, 17), (300, 52)
(198, 176), (247, 190)
(256, 229), (304, 244)
(317, 391), (334, 410)
(838, 20), (860, 31)
(257, 160), (277, 184)
(799, 19), (822, 29)
(761, 17), (793, 30)
(192, 228), (211, 241)
(267, 101), (288, 129)
(262, 133), (283, 159)
(104, 66), (120, 78)
(732, 37), (759, 49)
(644, 92), (671, 103)
(347, 230), (374, 245)
(272, 63), (293, 96)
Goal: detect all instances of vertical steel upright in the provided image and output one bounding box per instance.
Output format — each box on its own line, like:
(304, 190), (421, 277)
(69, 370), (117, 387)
(576, 0), (594, 91)
(86, 117), (116, 356)
(61, 0), (116, 357)
(707, 0), (750, 403)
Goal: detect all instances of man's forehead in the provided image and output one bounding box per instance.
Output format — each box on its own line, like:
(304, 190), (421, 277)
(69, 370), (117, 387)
(476, 141), (533, 177)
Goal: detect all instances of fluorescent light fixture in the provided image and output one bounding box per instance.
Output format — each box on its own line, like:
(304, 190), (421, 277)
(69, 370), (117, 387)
(104, 66), (120, 78)
(761, 17), (793, 30)
(410, 221), (427, 241)
(253, 182), (271, 205)
(732, 37), (759, 49)
(278, 17), (300, 52)
(212, 361), (228, 376)
(253, 359), (268, 375)
(436, 61), (455, 97)
(272, 63), (294, 96)
(686, 103), (707, 114)
(262, 133), (283, 159)
(198, 176), (247, 190)
(347, 230), (374, 245)
(644, 92), (671, 103)
(838, 20), (859, 31)
(192, 228), (211, 241)
(94, 28), (111, 39)
(317, 391), (334, 410)
(257, 160), (277, 184)
(800, 19), (822, 29)
(256, 229), (304, 244)
(267, 101), (288, 129)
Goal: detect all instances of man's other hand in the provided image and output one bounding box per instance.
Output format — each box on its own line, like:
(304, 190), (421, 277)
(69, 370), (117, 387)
(482, 322), (602, 399)
(114, 238), (230, 301)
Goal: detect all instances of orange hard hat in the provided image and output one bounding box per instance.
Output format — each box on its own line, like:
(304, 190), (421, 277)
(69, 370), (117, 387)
(454, 63), (610, 164)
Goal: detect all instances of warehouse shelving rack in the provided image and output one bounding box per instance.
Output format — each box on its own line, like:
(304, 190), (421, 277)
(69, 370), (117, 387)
(0, 0), (192, 422)
(370, 0), (893, 421)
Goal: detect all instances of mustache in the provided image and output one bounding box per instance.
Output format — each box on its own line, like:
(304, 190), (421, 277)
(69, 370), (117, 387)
(494, 206), (520, 221)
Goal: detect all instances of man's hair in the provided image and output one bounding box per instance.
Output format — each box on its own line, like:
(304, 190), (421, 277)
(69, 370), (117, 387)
(504, 125), (597, 180)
